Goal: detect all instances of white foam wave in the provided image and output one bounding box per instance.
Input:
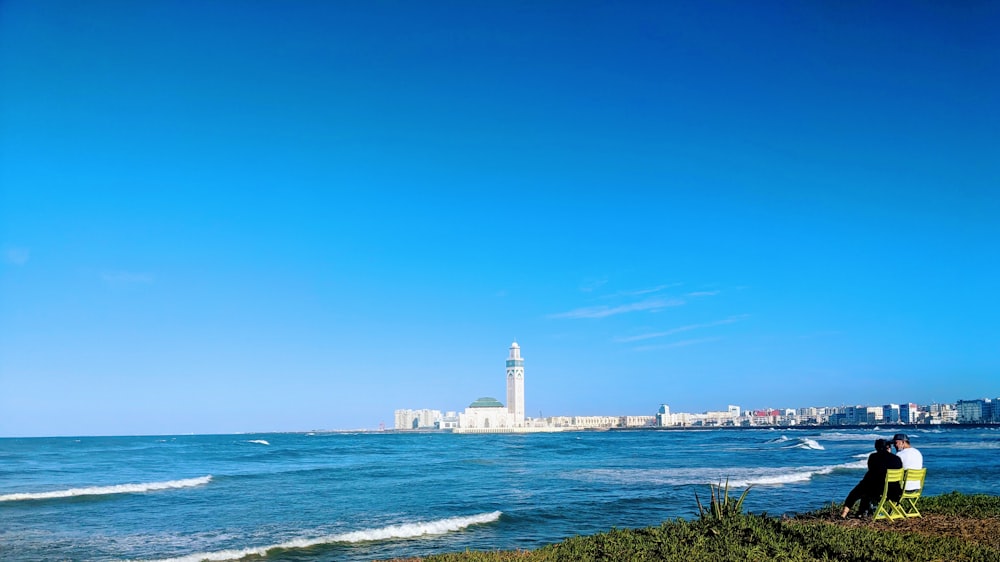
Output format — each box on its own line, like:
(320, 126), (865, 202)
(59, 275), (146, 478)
(143, 511), (503, 562)
(245, 440), (270, 446)
(920, 440), (1000, 449)
(818, 432), (887, 441)
(731, 471), (815, 486)
(786, 438), (824, 450)
(766, 435), (789, 443)
(720, 459), (863, 487)
(0, 476), (212, 502)
(570, 460), (865, 489)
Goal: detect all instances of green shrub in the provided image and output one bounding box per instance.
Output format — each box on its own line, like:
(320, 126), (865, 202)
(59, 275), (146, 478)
(785, 519), (998, 562)
(920, 491), (1000, 517)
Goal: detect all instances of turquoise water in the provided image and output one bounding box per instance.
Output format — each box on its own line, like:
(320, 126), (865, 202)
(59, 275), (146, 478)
(1, 427), (997, 561)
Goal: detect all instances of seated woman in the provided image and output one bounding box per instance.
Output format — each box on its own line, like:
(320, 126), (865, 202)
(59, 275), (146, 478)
(841, 438), (903, 518)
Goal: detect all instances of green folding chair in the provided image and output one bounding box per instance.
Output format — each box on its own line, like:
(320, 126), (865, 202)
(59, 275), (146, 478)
(899, 468), (927, 518)
(873, 468), (906, 521)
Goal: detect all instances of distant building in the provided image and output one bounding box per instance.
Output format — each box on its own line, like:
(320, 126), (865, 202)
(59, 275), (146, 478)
(655, 404), (739, 427)
(843, 405), (863, 425)
(883, 404), (900, 423)
(394, 409), (442, 430)
(570, 415), (620, 429)
(545, 415), (575, 428)
(695, 405), (742, 424)
(865, 406), (882, 424)
(750, 409), (781, 425)
(957, 398), (991, 423)
(927, 402), (957, 424)
(797, 407), (828, 424)
(439, 411), (459, 429)
(656, 404), (671, 427)
(622, 415), (656, 427)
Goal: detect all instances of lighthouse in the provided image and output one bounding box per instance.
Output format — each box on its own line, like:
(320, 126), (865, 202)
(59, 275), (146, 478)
(506, 341), (525, 425)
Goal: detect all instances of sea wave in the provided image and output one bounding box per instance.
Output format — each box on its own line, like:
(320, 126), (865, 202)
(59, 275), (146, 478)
(719, 459), (865, 486)
(245, 440), (270, 446)
(569, 460), (865, 488)
(0, 476), (212, 502)
(818, 432), (887, 442)
(921, 440), (1000, 449)
(142, 511), (503, 562)
(755, 436), (823, 450)
(784, 438), (824, 450)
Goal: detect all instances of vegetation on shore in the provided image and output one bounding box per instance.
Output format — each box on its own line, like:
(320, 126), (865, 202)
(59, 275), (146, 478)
(389, 490), (1000, 562)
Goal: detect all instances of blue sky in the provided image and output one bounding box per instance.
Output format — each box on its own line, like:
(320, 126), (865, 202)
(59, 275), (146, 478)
(1, 1), (997, 437)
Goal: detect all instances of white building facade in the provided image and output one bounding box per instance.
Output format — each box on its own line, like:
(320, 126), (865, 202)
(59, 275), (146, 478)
(457, 397), (516, 431)
(957, 399), (990, 423)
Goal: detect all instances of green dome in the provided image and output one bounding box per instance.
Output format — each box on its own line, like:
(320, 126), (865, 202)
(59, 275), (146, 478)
(469, 397), (505, 409)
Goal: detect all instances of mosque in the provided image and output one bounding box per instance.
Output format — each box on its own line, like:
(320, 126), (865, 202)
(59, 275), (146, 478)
(444, 342), (560, 433)
(393, 341), (644, 432)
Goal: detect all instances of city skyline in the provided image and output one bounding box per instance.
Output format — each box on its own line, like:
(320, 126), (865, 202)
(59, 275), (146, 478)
(2, 2), (998, 437)
(396, 340), (1000, 426)
(393, 341), (988, 433)
(396, 390), (993, 432)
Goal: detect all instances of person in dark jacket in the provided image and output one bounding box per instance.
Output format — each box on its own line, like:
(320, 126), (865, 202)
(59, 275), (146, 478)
(840, 438), (903, 518)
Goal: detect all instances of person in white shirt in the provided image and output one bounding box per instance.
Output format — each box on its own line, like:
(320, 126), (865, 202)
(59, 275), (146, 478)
(892, 433), (923, 491)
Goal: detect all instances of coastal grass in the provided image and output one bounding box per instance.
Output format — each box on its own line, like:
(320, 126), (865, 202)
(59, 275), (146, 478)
(913, 490), (1000, 517)
(390, 492), (1000, 562)
(694, 478), (753, 521)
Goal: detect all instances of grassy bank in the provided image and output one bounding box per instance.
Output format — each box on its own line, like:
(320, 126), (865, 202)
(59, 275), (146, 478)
(390, 492), (1000, 562)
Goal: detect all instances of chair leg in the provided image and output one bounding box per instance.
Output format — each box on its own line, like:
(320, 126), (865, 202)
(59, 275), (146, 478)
(873, 498), (893, 521)
(889, 499), (906, 520)
(902, 499), (921, 518)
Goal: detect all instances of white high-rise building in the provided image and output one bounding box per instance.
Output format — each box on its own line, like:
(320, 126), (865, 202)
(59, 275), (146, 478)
(393, 409), (442, 430)
(506, 341), (525, 426)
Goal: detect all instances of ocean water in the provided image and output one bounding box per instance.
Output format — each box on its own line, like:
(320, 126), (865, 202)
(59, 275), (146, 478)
(1, 427), (997, 561)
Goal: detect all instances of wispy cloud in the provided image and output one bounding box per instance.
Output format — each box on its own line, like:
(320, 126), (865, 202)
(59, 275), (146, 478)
(549, 297), (685, 319)
(614, 283), (681, 297)
(615, 314), (749, 343)
(3, 246), (30, 266)
(633, 337), (722, 352)
(101, 271), (154, 284)
(686, 290), (720, 297)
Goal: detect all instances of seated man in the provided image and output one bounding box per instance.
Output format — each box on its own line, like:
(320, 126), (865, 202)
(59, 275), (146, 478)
(893, 433), (924, 491)
(841, 438), (902, 518)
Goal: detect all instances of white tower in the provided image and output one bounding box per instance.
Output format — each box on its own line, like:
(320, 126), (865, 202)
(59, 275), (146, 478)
(506, 341), (525, 425)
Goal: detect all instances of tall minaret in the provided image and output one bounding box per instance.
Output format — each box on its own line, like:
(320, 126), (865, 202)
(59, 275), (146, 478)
(506, 341), (525, 425)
